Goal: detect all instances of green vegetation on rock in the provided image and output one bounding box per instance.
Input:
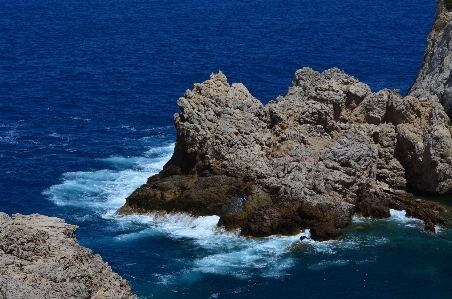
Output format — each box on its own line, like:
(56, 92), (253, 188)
(446, 0), (452, 10)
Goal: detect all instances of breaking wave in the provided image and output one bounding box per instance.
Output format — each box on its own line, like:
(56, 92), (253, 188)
(43, 141), (444, 282)
(43, 144), (174, 211)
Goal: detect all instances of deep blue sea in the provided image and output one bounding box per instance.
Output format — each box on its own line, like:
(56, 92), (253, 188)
(2, 0), (452, 298)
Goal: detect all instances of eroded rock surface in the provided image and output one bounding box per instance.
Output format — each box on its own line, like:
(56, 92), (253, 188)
(0, 213), (136, 299)
(409, 0), (452, 116)
(119, 68), (448, 240)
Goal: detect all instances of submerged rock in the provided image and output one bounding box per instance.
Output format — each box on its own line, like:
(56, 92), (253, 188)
(0, 213), (137, 299)
(118, 68), (448, 241)
(410, 0), (452, 116)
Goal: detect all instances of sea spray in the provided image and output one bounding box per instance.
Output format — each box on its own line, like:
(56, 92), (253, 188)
(111, 211), (310, 279)
(42, 144), (174, 210)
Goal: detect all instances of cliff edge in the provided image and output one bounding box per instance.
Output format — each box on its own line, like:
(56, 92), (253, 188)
(0, 213), (137, 299)
(409, 0), (452, 116)
(118, 68), (448, 241)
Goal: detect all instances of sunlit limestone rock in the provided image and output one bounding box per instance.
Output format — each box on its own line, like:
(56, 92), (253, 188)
(119, 68), (447, 241)
(0, 213), (137, 299)
(410, 0), (452, 116)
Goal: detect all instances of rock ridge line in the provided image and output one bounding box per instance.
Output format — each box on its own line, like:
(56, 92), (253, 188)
(0, 213), (137, 299)
(410, 0), (452, 116)
(118, 67), (448, 241)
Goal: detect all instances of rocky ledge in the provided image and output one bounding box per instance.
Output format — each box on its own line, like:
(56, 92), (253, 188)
(118, 67), (449, 241)
(0, 213), (136, 299)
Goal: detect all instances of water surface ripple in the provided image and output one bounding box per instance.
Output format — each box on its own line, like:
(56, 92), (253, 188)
(1, 0), (451, 298)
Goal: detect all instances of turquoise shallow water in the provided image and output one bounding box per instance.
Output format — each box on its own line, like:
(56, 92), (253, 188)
(1, 0), (452, 298)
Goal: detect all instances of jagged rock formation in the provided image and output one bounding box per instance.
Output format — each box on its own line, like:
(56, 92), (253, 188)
(409, 0), (452, 116)
(0, 213), (136, 299)
(118, 68), (449, 241)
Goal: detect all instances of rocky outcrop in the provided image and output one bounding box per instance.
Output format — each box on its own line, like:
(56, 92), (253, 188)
(118, 68), (448, 241)
(0, 213), (136, 299)
(409, 0), (452, 116)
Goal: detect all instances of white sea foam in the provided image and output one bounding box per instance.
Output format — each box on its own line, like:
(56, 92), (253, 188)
(108, 209), (392, 280)
(43, 141), (398, 280)
(54, 207), (423, 282)
(144, 144), (175, 155)
(43, 168), (150, 209)
(110, 211), (311, 279)
(112, 213), (223, 240)
(351, 215), (370, 224)
(389, 209), (411, 222)
(193, 231), (308, 278)
(388, 209), (423, 230)
(435, 225), (443, 234)
(353, 209), (422, 226)
(43, 143), (174, 210)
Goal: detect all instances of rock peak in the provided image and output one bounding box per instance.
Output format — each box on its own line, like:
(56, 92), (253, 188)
(409, 0), (452, 116)
(119, 67), (448, 241)
(210, 70), (228, 85)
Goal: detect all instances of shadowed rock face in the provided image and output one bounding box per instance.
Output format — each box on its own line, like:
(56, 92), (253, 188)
(409, 0), (452, 116)
(0, 213), (137, 299)
(119, 68), (448, 240)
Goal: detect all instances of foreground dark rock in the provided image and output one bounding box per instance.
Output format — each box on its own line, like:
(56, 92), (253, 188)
(118, 68), (449, 241)
(0, 213), (136, 299)
(409, 0), (452, 116)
